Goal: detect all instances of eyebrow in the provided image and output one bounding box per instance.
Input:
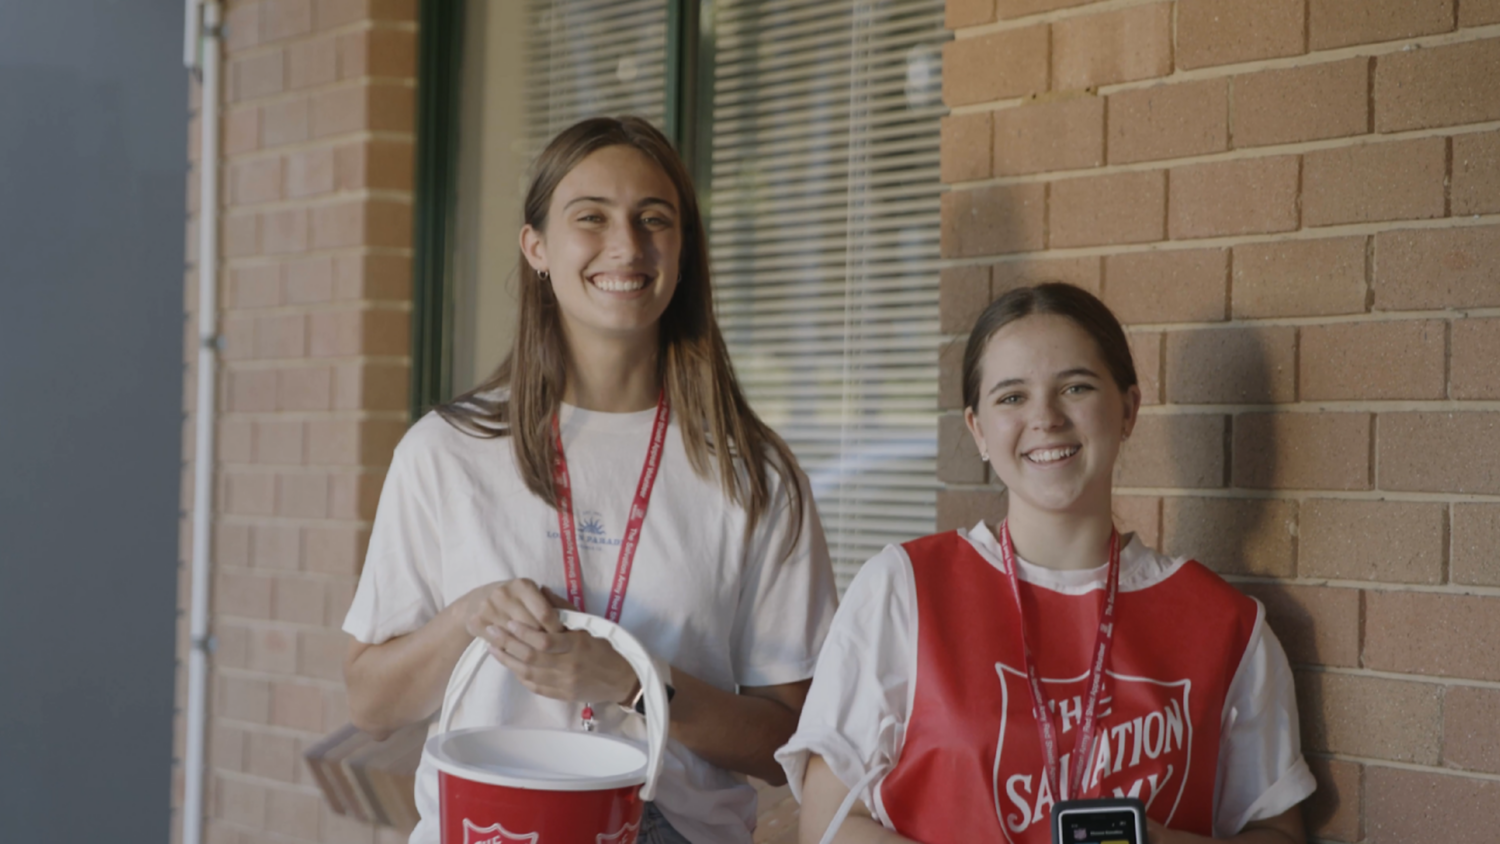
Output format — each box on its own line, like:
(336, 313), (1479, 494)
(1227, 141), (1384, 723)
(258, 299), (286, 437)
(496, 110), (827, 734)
(986, 367), (1102, 395)
(562, 195), (678, 212)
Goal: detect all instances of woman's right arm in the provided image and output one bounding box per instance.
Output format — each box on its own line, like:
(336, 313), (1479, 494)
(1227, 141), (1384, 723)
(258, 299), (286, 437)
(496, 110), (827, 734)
(343, 579), (567, 739)
(799, 755), (916, 844)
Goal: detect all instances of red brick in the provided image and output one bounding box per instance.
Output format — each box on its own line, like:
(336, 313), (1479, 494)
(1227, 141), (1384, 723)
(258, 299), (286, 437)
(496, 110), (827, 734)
(287, 36), (337, 89)
(224, 106), (261, 156)
(232, 51), (285, 102)
(316, 0), (417, 30)
(1452, 504), (1500, 587)
(306, 418), (407, 466)
(940, 338), (965, 409)
(274, 575), (328, 625)
(1128, 331), (1162, 405)
(1113, 414), (1226, 488)
(1169, 156), (1300, 239)
(1051, 3), (1172, 91)
(217, 776), (267, 827)
(1103, 248), (1227, 324)
(1238, 582), (1361, 667)
(940, 183), (1046, 257)
(1444, 686), (1500, 774)
(942, 26), (1050, 107)
(947, 0), (994, 28)
(1161, 497), (1296, 576)
(232, 264), (283, 309)
(1296, 671), (1443, 763)
(221, 316), (256, 361)
(1375, 38), (1500, 132)
(311, 199), (412, 250)
(1232, 58), (1371, 148)
(1107, 79), (1228, 165)
(278, 472), (328, 517)
(1310, 0), (1455, 50)
(261, 96), (311, 147)
(246, 731), (298, 782)
(254, 420), (305, 465)
(278, 366), (333, 411)
(940, 265), (989, 334)
(1381, 412), (1500, 493)
(262, 0), (313, 42)
(1304, 137), (1447, 227)
(1233, 413), (1371, 490)
(1176, 0), (1306, 70)
(993, 256), (1102, 297)
(1368, 765), (1500, 840)
(1231, 237), (1368, 319)
(1300, 499), (1445, 583)
(217, 570), (275, 620)
(324, 576), (360, 624)
(1165, 326), (1295, 404)
(1303, 757), (1362, 842)
(936, 488), (1007, 532)
(270, 681), (327, 731)
(308, 307), (409, 357)
(249, 626), (298, 674)
(326, 469), (383, 523)
(266, 786), (321, 839)
(991, 95), (1104, 176)
(226, 471), (277, 515)
(225, 2), (262, 53)
(938, 412), (986, 484)
(1049, 170), (1166, 247)
(1374, 225), (1500, 310)
(1453, 130), (1500, 216)
(299, 629), (349, 681)
(215, 623), (248, 670)
(219, 418), (254, 464)
(217, 524), (252, 570)
(231, 156), (283, 206)
(1300, 319), (1446, 401)
(1365, 591), (1500, 680)
(338, 27), (416, 78)
(222, 212), (261, 259)
(1462, 0), (1500, 25)
(1113, 495), (1160, 547)
(940, 113), (990, 183)
(286, 256), (335, 304)
(285, 146), (335, 198)
(253, 524), (302, 571)
(315, 83), (417, 137)
(333, 361), (409, 412)
(255, 314), (306, 360)
(219, 675), (272, 724)
(304, 524), (370, 576)
(263, 208), (310, 255)
(336, 253), (411, 301)
(213, 724), (248, 774)
(335, 139), (414, 191)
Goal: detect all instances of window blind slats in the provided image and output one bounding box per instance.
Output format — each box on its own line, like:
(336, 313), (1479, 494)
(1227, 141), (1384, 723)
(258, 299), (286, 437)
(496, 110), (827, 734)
(711, 0), (948, 589)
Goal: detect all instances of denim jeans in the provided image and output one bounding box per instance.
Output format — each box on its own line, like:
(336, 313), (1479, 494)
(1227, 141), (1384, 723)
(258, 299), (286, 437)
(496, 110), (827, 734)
(637, 803), (693, 844)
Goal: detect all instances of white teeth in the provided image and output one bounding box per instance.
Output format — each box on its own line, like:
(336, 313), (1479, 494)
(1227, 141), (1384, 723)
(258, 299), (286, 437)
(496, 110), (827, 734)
(590, 274), (648, 292)
(1025, 446), (1080, 464)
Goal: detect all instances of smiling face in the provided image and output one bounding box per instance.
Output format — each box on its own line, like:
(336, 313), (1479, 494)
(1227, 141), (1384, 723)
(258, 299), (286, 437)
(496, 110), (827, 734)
(964, 314), (1142, 521)
(520, 144), (683, 342)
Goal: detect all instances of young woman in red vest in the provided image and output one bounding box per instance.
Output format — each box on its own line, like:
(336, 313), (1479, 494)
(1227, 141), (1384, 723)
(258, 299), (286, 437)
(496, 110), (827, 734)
(342, 117), (838, 844)
(780, 283), (1314, 843)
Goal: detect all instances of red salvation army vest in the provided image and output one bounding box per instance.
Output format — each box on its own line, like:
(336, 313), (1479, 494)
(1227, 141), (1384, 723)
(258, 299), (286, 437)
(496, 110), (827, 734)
(878, 531), (1260, 843)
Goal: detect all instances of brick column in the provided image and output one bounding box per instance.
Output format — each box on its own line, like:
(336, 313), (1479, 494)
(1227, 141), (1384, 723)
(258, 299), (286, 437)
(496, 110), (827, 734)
(177, 1), (417, 842)
(938, 1), (1500, 840)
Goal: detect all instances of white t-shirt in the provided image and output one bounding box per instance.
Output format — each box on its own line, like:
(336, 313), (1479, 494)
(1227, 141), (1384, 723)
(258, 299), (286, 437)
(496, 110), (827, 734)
(344, 402), (838, 844)
(776, 523), (1315, 839)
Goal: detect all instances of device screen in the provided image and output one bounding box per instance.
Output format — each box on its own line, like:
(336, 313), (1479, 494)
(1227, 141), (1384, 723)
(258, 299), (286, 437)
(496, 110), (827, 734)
(1056, 808), (1141, 844)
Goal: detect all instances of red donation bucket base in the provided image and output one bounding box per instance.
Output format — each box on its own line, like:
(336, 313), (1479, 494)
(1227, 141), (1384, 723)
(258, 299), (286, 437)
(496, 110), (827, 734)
(439, 770), (645, 844)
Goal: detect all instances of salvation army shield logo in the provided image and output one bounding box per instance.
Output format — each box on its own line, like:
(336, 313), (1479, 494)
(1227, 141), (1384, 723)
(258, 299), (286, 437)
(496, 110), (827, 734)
(462, 819), (539, 844)
(595, 820), (640, 844)
(991, 663), (1193, 843)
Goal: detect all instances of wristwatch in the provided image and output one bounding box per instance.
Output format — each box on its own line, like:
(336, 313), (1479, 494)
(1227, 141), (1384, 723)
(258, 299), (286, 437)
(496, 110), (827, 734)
(620, 681), (676, 716)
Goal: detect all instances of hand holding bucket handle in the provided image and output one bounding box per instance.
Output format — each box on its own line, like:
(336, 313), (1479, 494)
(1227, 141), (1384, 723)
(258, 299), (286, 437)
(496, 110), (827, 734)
(438, 610), (670, 801)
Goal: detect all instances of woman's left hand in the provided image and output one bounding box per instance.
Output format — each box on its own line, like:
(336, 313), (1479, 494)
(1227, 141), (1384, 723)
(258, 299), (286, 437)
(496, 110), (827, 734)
(484, 595), (638, 705)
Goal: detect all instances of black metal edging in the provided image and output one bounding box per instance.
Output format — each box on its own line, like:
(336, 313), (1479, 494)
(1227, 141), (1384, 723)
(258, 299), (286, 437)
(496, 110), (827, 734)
(409, 0), (465, 421)
(666, 0), (715, 200)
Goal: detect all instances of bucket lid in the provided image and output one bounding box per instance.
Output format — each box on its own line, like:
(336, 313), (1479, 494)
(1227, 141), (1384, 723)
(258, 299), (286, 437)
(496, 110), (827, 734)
(425, 727), (648, 792)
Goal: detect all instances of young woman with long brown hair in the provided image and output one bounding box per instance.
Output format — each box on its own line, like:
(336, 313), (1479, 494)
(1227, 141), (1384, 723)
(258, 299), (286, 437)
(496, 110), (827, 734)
(342, 117), (838, 844)
(779, 284), (1314, 844)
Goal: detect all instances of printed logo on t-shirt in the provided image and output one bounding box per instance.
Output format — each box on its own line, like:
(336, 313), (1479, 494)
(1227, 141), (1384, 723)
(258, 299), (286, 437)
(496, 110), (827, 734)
(548, 509), (622, 550)
(993, 664), (1192, 843)
(462, 818), (538, 844)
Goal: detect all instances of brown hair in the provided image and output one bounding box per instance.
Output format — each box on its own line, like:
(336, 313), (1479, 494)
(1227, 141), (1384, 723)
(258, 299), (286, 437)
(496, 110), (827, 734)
(961, 282), (1138, 411)
(437, 116), (804, 540)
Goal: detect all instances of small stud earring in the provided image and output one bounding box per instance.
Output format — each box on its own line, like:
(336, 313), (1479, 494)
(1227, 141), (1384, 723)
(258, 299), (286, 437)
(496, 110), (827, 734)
(980, 451), (989, 462)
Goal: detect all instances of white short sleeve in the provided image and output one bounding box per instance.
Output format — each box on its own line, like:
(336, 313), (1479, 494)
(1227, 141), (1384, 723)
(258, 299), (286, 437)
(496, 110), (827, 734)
(342, 418), (446, 645)
(729, 466), (839, 688)
(775, 545), (915, 814)
(1213, 605), (1317, 837)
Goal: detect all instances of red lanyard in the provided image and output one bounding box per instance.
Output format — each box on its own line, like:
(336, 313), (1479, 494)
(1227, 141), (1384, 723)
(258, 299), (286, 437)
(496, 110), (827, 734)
(996, 520), (1121, 802)
(550, 392), (671, 727)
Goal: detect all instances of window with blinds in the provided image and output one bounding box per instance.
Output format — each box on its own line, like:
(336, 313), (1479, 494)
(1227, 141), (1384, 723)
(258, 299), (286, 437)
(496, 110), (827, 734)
(708, 0), (950, 587)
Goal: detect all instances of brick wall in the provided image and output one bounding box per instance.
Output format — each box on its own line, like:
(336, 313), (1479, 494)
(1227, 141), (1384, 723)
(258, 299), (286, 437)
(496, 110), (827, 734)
(936, 1), (1500, 840)
(177, 1), (417, 842)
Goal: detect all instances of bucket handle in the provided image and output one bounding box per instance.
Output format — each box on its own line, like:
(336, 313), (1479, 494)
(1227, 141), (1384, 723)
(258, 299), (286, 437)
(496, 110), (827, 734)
(438, 609), (670, 802)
